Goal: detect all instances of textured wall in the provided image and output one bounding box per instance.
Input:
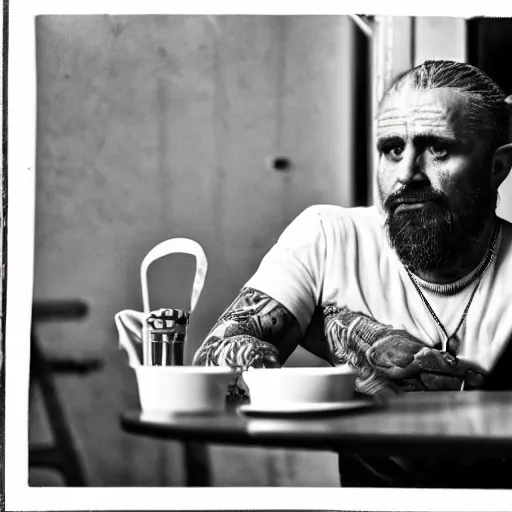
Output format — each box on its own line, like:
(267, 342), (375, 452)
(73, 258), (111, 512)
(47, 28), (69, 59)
(414, 17), (467, 65)
(30, 15), (354, 486)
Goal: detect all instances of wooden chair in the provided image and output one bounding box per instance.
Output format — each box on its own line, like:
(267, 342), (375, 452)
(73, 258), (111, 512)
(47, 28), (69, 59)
(29, 300), (102, 486)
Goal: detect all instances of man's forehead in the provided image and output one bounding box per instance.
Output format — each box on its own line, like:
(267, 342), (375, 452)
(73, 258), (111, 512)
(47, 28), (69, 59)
(377, 86), (469, 137)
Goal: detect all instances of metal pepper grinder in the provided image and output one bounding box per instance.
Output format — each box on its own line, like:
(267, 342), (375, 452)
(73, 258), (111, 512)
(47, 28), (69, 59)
(145, 308), (189, 366)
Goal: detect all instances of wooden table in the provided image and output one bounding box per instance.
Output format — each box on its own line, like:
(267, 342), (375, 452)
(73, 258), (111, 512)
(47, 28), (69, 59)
(121, 391), (512, 485)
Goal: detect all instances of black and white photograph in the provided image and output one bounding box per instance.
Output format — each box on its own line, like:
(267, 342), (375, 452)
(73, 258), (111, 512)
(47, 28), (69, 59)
(4, 2), (512, 510)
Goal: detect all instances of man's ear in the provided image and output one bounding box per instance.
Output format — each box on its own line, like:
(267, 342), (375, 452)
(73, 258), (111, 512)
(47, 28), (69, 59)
(492, 143), (512, 190)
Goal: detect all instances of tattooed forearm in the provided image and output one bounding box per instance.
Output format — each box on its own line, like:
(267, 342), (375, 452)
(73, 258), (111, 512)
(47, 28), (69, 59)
(192, 288), (302, 398)
(322, 304), (487, 396)
(211, 287), (300, 343)
(193, 287), (301, 369)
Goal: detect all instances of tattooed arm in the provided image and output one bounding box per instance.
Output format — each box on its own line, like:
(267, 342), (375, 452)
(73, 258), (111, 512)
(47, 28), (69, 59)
(192, 287), (302, 396)
(322, 305), (487, 396)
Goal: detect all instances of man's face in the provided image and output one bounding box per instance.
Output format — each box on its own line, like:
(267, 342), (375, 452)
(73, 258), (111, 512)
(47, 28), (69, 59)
(376, 85), (497, 274)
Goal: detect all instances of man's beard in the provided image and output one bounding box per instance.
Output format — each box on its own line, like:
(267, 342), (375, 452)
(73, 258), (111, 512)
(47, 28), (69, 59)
(384, 183), (497, 274)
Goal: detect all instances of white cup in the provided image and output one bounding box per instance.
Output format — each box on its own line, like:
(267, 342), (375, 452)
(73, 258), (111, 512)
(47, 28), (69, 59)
(243, 366), (357, 407)
(134, 365), (235, 414)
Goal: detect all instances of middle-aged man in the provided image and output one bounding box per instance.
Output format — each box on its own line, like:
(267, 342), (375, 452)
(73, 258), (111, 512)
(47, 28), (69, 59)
(193, 60), (512, 488)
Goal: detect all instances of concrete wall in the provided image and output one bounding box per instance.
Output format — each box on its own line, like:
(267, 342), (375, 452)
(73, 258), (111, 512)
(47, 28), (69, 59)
(414, 17), (467, 66)
(30, 15), (355, 486)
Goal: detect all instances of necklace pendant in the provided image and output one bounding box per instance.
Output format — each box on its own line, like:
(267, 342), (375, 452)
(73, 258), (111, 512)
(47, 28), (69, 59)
(446, 335), (460, 356)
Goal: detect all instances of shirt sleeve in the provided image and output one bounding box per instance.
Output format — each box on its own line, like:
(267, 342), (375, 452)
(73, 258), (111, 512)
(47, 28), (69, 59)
(244, 206), (327, 334)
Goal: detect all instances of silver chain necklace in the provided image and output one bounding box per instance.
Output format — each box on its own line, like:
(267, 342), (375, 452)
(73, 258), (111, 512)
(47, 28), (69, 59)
(405, 219), (501, 354)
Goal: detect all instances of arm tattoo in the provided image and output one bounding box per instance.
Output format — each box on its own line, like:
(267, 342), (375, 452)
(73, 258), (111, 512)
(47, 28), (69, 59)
(192, 288), (302, 395)
(322, 305), (487, 396)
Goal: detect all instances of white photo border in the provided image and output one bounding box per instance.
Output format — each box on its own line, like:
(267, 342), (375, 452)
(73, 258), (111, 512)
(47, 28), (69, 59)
(6, 0), (512, 510)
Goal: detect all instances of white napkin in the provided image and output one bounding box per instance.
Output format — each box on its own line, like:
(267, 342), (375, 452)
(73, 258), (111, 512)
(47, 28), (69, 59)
(115, 309), (146, 367)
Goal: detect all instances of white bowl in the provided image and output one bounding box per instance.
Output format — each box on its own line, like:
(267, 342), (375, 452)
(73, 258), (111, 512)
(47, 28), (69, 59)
(134, 365), (235, 413)
(243, 366), (357, 407)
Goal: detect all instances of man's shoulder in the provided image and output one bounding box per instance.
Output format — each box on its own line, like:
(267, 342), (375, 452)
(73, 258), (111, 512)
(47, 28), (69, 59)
(277, 204), (383, 250)
(295, 204), (381, 228)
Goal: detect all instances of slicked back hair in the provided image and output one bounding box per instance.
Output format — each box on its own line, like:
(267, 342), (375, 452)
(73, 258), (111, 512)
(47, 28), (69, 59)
(383, 60), (511, 154)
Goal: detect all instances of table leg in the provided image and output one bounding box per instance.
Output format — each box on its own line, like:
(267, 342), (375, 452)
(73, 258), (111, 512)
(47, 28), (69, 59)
(183, 442), (211, 486)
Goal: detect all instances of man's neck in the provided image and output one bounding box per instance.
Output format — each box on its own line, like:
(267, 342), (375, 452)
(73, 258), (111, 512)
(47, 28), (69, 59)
(412, 218), (497, 285)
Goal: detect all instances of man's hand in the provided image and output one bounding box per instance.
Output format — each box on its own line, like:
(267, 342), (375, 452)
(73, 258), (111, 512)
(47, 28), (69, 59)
(367, 342), (486, 391)
(192, 334), (280, 369)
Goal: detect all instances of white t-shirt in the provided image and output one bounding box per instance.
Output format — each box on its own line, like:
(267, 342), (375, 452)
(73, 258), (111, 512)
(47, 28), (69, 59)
(245, 205), (512, 374)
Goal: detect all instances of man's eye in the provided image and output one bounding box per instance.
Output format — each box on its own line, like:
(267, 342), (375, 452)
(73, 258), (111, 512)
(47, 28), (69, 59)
(385, 146), (404, 161)
(428, 144), (449, 159)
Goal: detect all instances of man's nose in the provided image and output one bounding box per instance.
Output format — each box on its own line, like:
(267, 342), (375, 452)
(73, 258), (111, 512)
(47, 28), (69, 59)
(396, 148), (425, 184)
